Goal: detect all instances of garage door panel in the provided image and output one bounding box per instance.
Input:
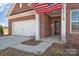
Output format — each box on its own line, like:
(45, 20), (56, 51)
(12, 20), (36, 36)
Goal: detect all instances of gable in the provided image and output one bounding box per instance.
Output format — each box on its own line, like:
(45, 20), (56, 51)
(10, 3), (33, 16)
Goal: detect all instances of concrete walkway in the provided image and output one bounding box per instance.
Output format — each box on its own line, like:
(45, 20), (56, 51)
(10, 36), (61, 54)
(41, 36), (62, 43)
(10, 41), (53, 54)
(0, 35), (61, 54)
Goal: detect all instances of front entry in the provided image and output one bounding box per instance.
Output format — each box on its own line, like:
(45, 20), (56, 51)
(54, 20), (61, 35)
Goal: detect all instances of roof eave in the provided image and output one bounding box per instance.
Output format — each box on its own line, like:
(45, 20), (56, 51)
(6, 3), (16, 17)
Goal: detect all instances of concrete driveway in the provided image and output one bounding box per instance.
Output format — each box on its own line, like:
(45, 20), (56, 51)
(0, 35), (31, 50)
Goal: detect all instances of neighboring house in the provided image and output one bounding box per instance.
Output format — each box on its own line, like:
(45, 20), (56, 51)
(3, 26), (8, 35)
(7, 3), (79, 43)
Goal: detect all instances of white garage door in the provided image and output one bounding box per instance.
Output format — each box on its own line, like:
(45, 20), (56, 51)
(12, 20), (36, 36)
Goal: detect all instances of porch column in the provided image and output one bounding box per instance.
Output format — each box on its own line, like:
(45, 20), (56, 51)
(35, 13), (40, 40)
(61, 3), (66, 42)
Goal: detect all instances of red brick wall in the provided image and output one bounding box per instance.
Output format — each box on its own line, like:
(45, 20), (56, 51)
(66, 3), (79, 41)
(40, 14), (51, 38)
(67, 3), (79, 33)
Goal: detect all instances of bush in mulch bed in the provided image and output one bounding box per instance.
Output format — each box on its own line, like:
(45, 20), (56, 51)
(65, 43), (79, 56)
(22, 39), (42, 46)
(50, 43), (66, 56)
(50, 43), (79, 56)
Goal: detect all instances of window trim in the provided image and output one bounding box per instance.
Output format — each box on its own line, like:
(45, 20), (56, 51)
(70, 9), (79, 34)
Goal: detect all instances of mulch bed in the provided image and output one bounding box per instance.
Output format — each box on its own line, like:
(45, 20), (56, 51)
(50, 43), (79, 56)
(22, 39), (42, 46)
(0, 47), (36, 56)
(41, 43), (65, 56)
(42, 43), (79, 56)
(0, 47), (53, 56)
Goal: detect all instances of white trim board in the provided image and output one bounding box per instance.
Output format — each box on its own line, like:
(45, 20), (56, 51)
(61, 3), (66, 42)
(35, 13), (40, 40)
(7, 10), (35, 19)
(8, 3), (16, 16)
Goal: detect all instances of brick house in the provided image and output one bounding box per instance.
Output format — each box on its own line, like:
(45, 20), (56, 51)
(7, 3), (79, 43)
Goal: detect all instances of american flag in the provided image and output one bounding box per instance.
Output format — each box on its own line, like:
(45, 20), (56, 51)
(31, 3), (63, 13)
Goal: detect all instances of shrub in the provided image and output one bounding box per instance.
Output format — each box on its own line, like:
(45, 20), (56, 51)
(0, 25), (4, 36)
(51, 48), (62, 56)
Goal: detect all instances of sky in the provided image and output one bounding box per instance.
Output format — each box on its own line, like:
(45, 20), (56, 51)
(0, 3), (11, 27)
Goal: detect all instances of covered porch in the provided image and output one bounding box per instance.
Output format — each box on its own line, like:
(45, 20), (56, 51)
(39, 9), (61, 41)
(35, 3), (66, 43)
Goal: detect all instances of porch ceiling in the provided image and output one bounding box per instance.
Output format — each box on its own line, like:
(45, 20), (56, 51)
(47, 9), (61, 17)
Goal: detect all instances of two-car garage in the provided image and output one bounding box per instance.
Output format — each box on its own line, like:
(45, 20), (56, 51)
(8, 4), (40, 40)
(12, 20), (36, 36)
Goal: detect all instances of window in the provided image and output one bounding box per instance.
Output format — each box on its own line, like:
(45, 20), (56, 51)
(70, 9), (79, 32)
(48, 3), (54, 6)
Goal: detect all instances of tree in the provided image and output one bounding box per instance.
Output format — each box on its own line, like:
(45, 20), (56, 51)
(0, 25), (4, 36)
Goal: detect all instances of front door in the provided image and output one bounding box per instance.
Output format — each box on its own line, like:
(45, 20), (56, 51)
(54, 21), (61, 35)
